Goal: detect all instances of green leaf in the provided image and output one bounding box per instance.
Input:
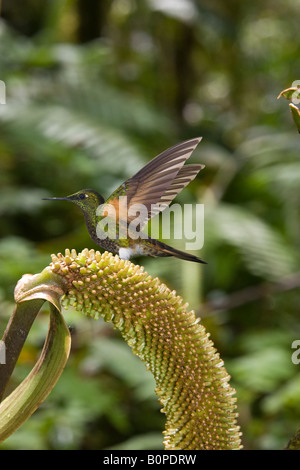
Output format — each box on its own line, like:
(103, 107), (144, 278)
(289, 103), (300, 133)
(278, 87), (300, 102)
(0, 269), (71, 443)
(278, 87), (300, 132)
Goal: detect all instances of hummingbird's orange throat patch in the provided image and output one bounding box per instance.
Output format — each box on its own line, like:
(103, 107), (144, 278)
(101, 197), (128, 222)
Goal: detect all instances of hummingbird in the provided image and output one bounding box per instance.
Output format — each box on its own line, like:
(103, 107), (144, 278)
(43, 137), (206, 264)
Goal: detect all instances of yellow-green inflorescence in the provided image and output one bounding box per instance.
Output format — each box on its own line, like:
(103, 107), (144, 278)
(50, 248), (242, 450)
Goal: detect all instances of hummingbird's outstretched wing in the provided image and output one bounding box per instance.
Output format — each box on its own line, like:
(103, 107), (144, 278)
(141, 162), (205, 229)
(102, 137), (204, 227)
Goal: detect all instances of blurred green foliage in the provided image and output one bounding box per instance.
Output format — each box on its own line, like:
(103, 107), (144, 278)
(0, 0), (300, 450)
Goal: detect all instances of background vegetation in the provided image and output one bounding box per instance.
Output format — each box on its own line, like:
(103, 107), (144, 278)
(0, 0), (300, 450)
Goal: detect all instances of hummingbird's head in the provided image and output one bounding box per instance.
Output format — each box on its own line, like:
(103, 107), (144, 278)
(43, 189), (105, 213)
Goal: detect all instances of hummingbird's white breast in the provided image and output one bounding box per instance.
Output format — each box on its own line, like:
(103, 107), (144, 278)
(119, 245), (144, 260)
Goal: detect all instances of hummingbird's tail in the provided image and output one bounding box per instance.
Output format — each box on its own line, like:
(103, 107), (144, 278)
(146, 238), (207, 264)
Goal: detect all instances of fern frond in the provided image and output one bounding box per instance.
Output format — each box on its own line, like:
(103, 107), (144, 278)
(205, 203), (296, 281)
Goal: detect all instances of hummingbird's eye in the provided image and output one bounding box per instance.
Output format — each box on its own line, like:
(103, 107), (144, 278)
(79, 193), (87, 200)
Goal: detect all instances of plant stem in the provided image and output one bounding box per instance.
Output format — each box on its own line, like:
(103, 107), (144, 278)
(0, 299), (44, 402)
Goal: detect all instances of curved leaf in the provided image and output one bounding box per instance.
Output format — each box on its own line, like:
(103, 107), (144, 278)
(0, 270), (71, 443)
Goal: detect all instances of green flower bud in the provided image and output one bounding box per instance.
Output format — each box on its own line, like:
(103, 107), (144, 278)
(50, 248), (241, 450)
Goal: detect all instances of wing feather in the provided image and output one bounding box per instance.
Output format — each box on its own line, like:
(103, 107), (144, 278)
(105, 137), (203, 225)
(142, 163), (205, 226)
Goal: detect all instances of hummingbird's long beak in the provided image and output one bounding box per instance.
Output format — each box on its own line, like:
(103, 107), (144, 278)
(42, 197), (70, 201)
